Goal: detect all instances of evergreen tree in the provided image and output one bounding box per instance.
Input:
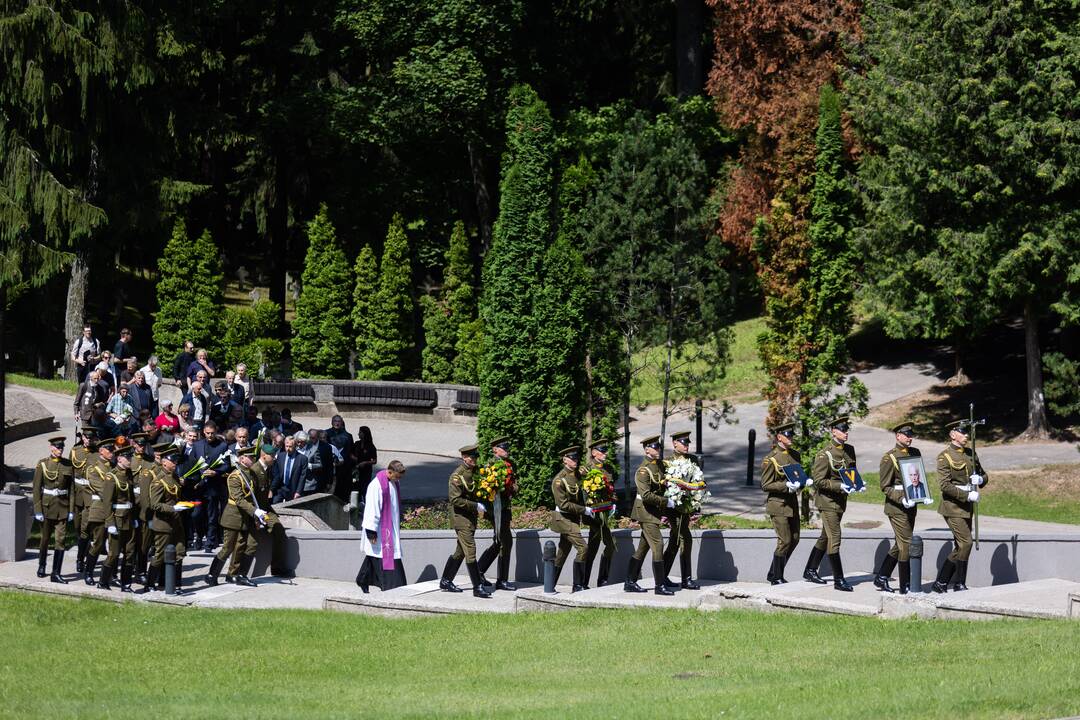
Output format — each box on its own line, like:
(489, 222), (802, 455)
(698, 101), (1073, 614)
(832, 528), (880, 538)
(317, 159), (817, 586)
(153, 220), (224, 361)
(360, 214), (416, 380)
(222, 301), (284, 378)
(291, 205), (351, 378)
(479, 84), (562, 505)
(351, 244), (378, 377)
(453, 318), (483, 386)
(421, 221), (475, 383)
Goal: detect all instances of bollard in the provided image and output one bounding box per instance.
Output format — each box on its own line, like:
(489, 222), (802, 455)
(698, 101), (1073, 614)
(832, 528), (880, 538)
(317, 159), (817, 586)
(543, 540), (557, 594)
(909, 534), (923, 594)
(745, 428), (756, 486)
(695, 400), (704, 468)
(164, 544), (177, 595)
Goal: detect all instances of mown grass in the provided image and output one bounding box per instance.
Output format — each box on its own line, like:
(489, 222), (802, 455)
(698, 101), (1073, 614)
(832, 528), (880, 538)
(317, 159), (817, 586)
(5, 372), (78, 396)
(847, 469), (1080, 525)
(631, 316), (765, 407)
(1, 590), (1078, 719)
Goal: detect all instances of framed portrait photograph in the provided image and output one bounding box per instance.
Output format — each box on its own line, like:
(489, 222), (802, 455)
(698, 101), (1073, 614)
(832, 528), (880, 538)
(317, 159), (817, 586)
(898, 455), (933, 505)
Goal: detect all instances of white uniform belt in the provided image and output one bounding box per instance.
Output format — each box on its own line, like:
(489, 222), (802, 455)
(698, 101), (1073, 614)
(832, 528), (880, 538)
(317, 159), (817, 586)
(91, 494), (102, 501)
(42, 488), (68, 497)
(112, 503), (133, 510)
(74, 478), (89, 486)
(892, 485), (903, 491)
(133, 487), (141, 495)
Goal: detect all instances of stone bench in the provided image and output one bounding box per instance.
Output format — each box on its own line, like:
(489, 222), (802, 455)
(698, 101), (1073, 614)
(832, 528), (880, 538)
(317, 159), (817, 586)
(253, 381), (316, 404)
(332, 382), (437, 409)
(451, 387), (479, 412)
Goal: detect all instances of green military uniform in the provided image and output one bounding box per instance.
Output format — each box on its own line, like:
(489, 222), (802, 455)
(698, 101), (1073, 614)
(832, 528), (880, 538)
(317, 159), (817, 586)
(99, 449), (138, 591)
(82, 444), (115, 585)
(146, 448), (189, 593)
(477, 437), (516, 591)
(32, 437), (74, 583)
(581, 442), (618, 588)
(662, 431), (701, 589)
(440, 446), (492, 597)
(803, 416), (856, 591)
(133, 455), (155, 581)
(69, 432), (96, 572)
(760, 422), (801, 585)
(207, 447), (271, 587)
(874, 422), (921, 594)
(250, 448), (290, 577)
(549, 447), (588, 591)
(933, 419), (988, 592)
(626, 436), (676, 595)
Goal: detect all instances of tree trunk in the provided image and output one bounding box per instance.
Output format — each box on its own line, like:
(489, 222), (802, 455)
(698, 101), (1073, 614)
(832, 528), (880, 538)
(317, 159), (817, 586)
(945, 343), (970, 386)
(63, 251), (90, 381)
(1021, 301), (1051, 439)
(675, 0), (704, 98)
(467, 141), (494, 252)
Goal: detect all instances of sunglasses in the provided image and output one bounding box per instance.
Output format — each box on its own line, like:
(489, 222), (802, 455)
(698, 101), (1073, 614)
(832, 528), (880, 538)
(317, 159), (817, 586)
(834, 424), (850, 432)
(779, 429), (795, 438)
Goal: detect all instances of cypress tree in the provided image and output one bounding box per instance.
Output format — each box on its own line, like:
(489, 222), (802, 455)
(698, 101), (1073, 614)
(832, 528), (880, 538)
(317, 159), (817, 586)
(479, 84), (562, 506)
(291, 205), (351, 378)
(222, 301), (284, 378)
(153, 220), (224, 360)
(360, 214), (416, 380)
(422, 221), (476, 383)
(352, 244), (378, 377)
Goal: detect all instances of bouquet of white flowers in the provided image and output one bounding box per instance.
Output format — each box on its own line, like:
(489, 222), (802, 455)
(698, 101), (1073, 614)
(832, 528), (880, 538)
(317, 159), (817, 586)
(663, 456), (709, 513)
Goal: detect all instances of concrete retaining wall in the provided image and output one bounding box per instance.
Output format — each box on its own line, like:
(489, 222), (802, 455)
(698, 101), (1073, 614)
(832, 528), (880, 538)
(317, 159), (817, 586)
(0, 494), (29, 562)
(264, 527), (1080, 588)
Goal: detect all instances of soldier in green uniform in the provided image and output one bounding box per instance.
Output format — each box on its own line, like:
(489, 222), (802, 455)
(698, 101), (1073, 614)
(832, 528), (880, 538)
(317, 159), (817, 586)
(932, 419), (988, 593)
(477, 437), (517, 590)
(69, 427), (97, 573)
(439, 445), (492, 598)
(624, 435), (678, 596)
(82, 439), (115, 585)
(874, 422), (922, 594)
(99, 444), (138, 592)
(250, 444), (291, 578)
(549, 446), (590, 592)
(129, 433), (154, 583)
(581, 439), (618, 588)
(145, 446), (193, 593)
(759, 422), (804, 585)
(207, 446), (270, 587)
(32, 436), (74, 583)
(803, 416), (856, 592)
(663, 431), (701, 589)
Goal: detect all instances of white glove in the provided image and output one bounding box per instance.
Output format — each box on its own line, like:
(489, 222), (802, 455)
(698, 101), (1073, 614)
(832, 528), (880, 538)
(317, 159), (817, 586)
(970, 474), (984, 487)
(840, 486), (852, 494)
(804, 477), (814, 487)
(958, 484), (972, 492)
(107, 525), (118, 535)
(584, 507), (594, 517)
(666, 498), (676, 509)
(68, 512), (74, 521)
(133, 519), (139, 528)
(255, 509), (268, 521)
(967, 490), (980, 502)
(476, 502), (485, 513)
(34, 513), (43, 522)
(901, 497), (915, 509)
(172, 503), (190, 512)
(785, 481), (798, 493)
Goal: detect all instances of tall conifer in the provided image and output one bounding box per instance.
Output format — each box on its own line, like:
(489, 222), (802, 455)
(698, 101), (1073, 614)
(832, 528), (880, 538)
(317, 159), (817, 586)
(292, 205), (351, 378)
(360, 214), (416, 380)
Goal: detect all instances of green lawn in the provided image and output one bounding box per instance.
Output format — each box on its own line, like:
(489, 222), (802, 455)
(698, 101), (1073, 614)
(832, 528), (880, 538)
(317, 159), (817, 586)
(5, 372), (78, 396)
(632, 316), (765, 407)
(847, 470), (1080, 525)
(1, 591), (1077, 719)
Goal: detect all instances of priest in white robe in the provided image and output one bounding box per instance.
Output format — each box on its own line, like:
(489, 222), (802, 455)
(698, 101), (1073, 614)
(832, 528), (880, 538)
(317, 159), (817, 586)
(356, 459), (407, 592)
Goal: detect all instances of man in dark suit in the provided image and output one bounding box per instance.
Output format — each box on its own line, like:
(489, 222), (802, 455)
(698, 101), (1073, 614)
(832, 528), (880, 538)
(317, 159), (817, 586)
(193, 420), (231, 552)
(304, 429), (335, 494)
(271, 434), (309, 503)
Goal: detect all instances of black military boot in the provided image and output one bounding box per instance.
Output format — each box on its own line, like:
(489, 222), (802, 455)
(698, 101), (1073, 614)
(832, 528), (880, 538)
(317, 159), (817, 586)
(36, 552), (48, 578)
(583, 550), (597, 591)
(874, 555), (898, 593)
(174, 560), (187, 594)
(477, 542), (498, 576)
(466, 562), (492, 598)
(206, 556), (226, 587)
(652, 562), (675, 596)
(624, 556), (646, 593)
(50, 549), (68, 584)
(76, 538), (87, 573)
(439, 556), (464, 592)
(234, 556), (257, 587)
(829, 553), (853, 592)
(768, 555), (783, 585)
(931, 559), (955, 593)
(572, 561), (586, 593)
(803, 546), (827, 584)
(83, 554), (98, 585)
(680, 555), (700, 589)
(120, 566), (134, 593)
(775, 554), (789, 584)
(597, 555), (611, 587)
(142, 564), (160, 594)
(495, 554), (516, 591)
(96, 564), (114, 591)
(898, 561), (911, 595)
(952, 560), (969, 591)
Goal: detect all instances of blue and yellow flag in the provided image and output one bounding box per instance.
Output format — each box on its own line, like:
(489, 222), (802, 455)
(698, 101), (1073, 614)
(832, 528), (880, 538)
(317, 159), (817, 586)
(840, 466), (864, 492)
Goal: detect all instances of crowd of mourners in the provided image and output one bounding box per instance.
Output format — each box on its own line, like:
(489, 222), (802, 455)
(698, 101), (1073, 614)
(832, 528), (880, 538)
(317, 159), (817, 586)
(68, 324), (379, 553)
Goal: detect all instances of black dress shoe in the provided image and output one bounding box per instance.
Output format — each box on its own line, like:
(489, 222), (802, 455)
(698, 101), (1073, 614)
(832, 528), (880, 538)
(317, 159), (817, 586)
(834, 579), (854, 592)
(234, 575), (257, 587)
(931, 581), (948, 594)
(952, 582), (968, 592)
(770, 578), (784, 586)
(681, 578), (701, 590)
(440, 579), (463, 593)
(624, 580), (647, 593)
(654, 584), (675, 596)
(874, 575), (895, 593)
(495, 580), (516, 591)
(803, 569), (827, 584)
(473, 584), (492, 598)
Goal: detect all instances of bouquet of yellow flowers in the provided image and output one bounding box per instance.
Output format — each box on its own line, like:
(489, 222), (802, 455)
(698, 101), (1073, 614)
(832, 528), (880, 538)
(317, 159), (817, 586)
(475, 465), (501, 502)
(582, 466), (616, 519)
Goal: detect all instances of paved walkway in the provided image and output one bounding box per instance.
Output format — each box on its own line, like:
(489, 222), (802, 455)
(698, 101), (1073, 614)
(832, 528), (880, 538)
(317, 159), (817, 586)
(3, 552), (1076, 621)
